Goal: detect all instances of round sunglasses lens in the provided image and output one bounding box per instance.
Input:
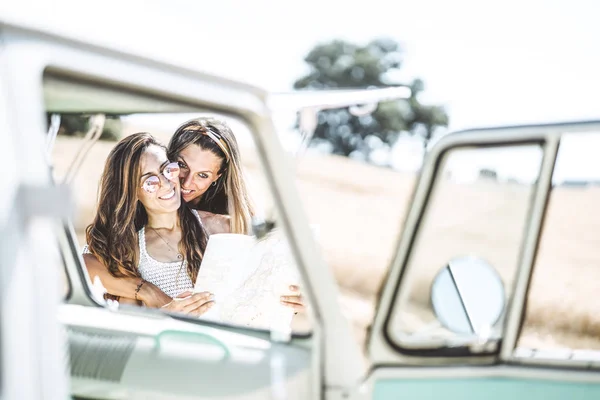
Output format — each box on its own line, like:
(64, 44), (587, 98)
(164, 162), (180, 180)
(143, 176), (160, 193)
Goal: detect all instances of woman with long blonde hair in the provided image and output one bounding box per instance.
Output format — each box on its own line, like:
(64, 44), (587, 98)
(167, 117), (255, 235)
(167, 117), (305, 311)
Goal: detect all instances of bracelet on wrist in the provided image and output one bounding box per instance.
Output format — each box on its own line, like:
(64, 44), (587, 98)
(135, 278), (146, 301)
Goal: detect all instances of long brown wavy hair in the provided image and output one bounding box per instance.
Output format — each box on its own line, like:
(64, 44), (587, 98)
(167, 117), (255, 234)
(85, 132), (208, 282)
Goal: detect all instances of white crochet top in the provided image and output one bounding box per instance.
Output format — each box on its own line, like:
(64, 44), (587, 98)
(82, 212), (199, 298)
(135, 225), (193, 298)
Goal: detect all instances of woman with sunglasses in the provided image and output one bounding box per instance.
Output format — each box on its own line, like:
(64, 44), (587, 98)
(167, 117), (305, 313)
(83, 132), (214, 315)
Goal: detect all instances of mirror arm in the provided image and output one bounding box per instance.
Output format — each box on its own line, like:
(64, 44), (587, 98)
(45, 113), (61, 163)
(446, 264), (476, 335)
(296, 107), (319, 158)
(63, 114), (106, 184)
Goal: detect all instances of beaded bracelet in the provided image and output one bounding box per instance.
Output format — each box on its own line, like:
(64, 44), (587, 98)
(134, 279), (146, 301)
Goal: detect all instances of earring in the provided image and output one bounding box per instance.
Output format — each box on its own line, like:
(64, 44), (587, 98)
(212, 181), (217, 187)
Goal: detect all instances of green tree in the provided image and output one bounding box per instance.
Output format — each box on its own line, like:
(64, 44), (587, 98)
(294, 38), (448, 163)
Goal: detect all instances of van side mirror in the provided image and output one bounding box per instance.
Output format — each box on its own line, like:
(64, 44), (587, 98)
(431, 256), (506, 336)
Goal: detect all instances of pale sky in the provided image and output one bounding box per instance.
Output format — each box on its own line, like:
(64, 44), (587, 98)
(6, 0), (600, 179)
(9, 0), (600, 131)
(161, 0), (600, 131)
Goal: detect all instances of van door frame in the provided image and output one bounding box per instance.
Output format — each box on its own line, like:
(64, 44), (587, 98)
(0, 21), (373, 395)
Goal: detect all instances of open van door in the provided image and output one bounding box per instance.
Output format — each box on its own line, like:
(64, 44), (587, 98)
(365, 121), (600, 399)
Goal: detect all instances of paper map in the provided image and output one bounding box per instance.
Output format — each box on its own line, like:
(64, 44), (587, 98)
(193, 230), (300, 331)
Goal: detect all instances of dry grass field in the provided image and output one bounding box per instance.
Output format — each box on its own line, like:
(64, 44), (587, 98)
(52, 121), (600, 357)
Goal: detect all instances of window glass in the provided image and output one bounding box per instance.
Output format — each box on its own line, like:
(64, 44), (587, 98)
(45, 71), (312, 335)
(517, 132), (600, 357)
(387, 144), (543, 350)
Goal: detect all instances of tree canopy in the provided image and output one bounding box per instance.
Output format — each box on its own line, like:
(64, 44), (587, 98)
(294, 38), (448, 164)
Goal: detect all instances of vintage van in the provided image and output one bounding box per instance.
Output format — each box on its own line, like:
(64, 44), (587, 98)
(1, 7), (600, 400)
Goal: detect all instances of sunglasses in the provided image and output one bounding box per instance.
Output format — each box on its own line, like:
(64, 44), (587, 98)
(141, 162), (180, 194)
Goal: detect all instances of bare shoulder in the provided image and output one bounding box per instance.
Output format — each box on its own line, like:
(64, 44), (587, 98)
(197, 211), (231, 235)
(82, 253), (106, 277)
(82, 253), (102, 266)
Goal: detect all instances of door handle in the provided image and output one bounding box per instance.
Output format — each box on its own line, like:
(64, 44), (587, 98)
(154, 329), (230, 360)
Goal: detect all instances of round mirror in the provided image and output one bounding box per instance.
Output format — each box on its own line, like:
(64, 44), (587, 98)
(431, 256), (505, 336)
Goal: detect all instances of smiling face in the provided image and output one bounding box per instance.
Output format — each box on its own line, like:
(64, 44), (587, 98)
(136, 145), (181, 215)
(177, 143), (224, 207)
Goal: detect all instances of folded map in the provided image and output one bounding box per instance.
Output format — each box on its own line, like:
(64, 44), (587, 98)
(193, 229), (300, 331)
